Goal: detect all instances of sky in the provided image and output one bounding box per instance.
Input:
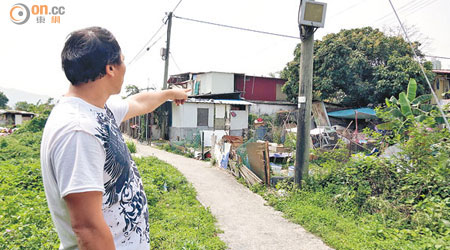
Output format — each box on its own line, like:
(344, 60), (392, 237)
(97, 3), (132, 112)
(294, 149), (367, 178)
(1, 0), (449, 100)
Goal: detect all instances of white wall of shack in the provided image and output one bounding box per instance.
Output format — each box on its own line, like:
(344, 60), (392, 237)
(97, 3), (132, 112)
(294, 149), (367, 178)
(249, 103), (296, 115)
(171, 102), (214, 128)
(215, 104), (226, 118)
(198, 72), (234, 95)
(230, 110), (248, 130)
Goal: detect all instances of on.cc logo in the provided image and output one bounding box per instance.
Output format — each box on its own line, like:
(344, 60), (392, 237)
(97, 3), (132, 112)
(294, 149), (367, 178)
(10, 3), (30, 25)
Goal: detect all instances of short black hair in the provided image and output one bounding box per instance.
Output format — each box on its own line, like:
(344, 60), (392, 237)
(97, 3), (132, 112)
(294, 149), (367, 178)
(61, 27), (122, 85)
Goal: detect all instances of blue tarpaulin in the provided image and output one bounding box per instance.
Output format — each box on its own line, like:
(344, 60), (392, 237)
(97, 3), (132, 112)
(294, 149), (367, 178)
(327, 108), (377, 120)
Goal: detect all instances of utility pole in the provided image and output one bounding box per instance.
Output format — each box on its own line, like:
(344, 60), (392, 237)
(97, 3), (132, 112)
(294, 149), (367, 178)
(295, 26), (314, 187)
(161, 12), (173, 140)
(163, 12), (173, 90)
(295, 0), (327, 188)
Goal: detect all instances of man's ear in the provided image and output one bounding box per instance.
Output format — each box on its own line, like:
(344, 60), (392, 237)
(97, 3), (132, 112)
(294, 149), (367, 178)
(105, 65), (115, 77)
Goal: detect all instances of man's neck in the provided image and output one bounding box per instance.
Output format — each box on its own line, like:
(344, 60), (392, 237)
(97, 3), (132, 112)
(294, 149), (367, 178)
(65, 80), (111, 109)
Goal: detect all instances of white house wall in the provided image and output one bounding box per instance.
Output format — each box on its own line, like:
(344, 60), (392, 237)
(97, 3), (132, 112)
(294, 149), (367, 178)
(230, 110), (248, 130)
(249, 103), (296, 115)
(171, 102), (214, 128)
(215, 104), (226, 118)
(197, 72), (234, 95)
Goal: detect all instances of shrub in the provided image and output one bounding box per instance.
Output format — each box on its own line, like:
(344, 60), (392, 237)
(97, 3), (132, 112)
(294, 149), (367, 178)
(126, 140), (137, 153)
(0, 159), (60, 249)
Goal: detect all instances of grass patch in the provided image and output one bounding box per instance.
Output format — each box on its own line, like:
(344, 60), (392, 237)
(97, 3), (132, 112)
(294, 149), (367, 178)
(252, 183), (449, 250)
(0, 130), (226, 249)
(136, 157), (226, 249)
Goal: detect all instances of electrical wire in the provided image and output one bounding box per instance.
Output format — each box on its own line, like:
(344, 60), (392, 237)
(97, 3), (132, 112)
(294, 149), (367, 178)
(169, 52), (182, 72)
(375, 0), (437, 25)
(424, 55), (450, 60)
(373, 0), (420, 25)
(402, 0), (439, 18)
(388, 0), (450, 131)
(173, 15), (300, 40)
(328, 0), (370, 20)
(171, 0), (183, 13)
(128, 0), (185, 66)
(127, 22), (166, 66)
(132, 32), (167, 63)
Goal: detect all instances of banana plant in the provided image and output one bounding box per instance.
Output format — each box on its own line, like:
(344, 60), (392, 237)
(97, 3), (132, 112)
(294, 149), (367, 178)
(377, 78), (439, 133)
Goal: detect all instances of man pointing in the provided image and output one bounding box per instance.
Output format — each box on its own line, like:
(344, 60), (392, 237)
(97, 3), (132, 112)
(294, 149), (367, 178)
(41, 26), (188, 250)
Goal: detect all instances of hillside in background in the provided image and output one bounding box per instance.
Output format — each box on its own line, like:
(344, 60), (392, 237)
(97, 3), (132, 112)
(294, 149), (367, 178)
(0, 86), (53, 108)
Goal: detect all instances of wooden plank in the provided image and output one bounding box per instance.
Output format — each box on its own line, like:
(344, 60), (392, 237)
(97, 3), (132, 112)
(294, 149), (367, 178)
(312, 101), (331, 127)
(239, 166), (263, 186)
(264, 141), (271, 185)
(246, 142), (267, 182)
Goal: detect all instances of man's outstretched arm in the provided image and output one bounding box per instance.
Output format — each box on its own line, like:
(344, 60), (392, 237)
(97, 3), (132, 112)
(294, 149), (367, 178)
(65, 191), (116, 250)
(123, 89), (190, 121)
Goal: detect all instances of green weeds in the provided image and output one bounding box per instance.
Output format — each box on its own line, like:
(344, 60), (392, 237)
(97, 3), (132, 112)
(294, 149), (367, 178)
(247, 122), (450, 250)
(0, 123), (226, 249)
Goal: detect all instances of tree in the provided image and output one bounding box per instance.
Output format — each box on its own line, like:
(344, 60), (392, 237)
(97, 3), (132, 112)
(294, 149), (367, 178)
(125, 84), (140, 97)
(281, 27), (434, 107)
(14, 98), (54, 114)
(0, 92), (8, 109)
(15, 101), (33, 111)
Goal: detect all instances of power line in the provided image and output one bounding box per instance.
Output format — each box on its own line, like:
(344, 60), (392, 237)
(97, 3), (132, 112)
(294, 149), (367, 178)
(132, 32), (167, 63)
(373, 0), (420, 24)
(173, 15), (300, 40)
(127, 22), (166, 66)
(328, 0), (370, 21)
(425, 55), (450, 60)
(169, 52), (182, 72)
(128, 0), (185, 66)
(171, 0), (184, 13)
(376, 0), (438, 25)
(402, 0), (439, 18)
(388, 0), (450, 131)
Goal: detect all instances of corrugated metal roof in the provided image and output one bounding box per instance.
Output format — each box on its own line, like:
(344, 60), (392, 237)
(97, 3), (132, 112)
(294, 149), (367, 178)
(0, 109), (35, 115)
(184, 98), (253, 105)
(433, 69), (450, 74)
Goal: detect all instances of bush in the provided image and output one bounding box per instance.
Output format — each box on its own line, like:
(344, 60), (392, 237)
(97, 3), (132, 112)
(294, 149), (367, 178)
(126, 140), (137, 153)
(0, 131), (42, 161)
(248, 119), (450, 250)
(0, 159), (60, 249)
(134, 157), (226, 249)
(1, 116), (226, 249)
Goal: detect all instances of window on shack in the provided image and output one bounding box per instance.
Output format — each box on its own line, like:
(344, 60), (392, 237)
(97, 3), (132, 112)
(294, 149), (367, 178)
(197, 108), (209, 126)
(230, 105), (246, 111)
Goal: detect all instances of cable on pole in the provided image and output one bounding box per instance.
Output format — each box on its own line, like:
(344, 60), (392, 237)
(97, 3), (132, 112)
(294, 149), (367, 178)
(133, 32), (167, 64)
(171, 0), (183, 13)
(128, 22), (166, 66)
(424, 55), (450, 60)
(169, 52), (182, 72)
(173, 15), (300, 40)
(128, 0), (184, 67)
(388, 0), (450, 131)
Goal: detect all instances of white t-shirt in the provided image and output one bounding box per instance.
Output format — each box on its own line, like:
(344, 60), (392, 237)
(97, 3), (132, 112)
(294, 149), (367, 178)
(41, 96), (149, 250)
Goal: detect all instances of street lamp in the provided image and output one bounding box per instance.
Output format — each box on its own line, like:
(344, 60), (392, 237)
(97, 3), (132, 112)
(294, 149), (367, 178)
(295, 0), (327, 188)
(299, 0), (327, 28)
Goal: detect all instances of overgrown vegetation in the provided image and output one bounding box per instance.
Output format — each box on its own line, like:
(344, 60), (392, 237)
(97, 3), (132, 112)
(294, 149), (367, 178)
(246, 87), (450, 249)
(126, 140), (137, 153)
(136, 157), (226, 249)
(0, 107), (226, 249)
(157, 142), (196, 159)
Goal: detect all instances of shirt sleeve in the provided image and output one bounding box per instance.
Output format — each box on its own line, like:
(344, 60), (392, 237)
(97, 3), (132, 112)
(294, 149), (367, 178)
(51, 131), (106, 198)
(106, 95), (129, 126)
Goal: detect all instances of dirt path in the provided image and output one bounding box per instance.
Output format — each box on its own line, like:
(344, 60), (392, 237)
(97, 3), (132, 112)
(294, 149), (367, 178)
(130, 138), (332, 250)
